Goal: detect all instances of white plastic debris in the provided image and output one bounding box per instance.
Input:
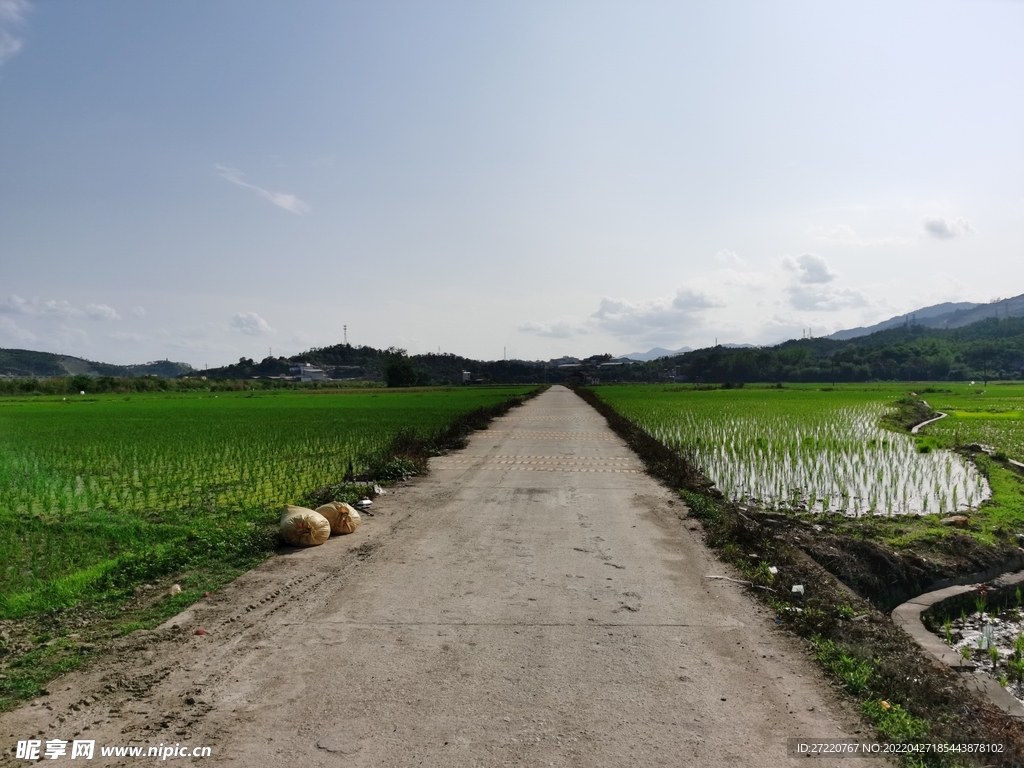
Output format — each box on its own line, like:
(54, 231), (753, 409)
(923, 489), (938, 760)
(981, 624), (996, 650)
(373, 484), (386, 495)
(356, 498), (373, 508)
(768, 566), (778, 575)
(169, 584), (182, 596)
(791, 584), (805, 596)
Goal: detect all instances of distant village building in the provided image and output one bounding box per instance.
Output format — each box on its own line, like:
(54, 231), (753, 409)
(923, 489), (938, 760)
(289, 363), (328, 382)
(549, 356), (581, 368)
(599, 357), (634, 368)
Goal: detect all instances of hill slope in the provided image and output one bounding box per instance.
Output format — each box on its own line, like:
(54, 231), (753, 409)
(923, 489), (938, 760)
(655, 316), (1024, 383)
(0, 349), (194, 379)
(923, 294), (1024, 329)
(828, 301), (980, 340)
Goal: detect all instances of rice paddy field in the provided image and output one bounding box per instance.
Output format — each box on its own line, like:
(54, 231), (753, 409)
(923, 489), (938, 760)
(0, 386), (534, 618)
(592, 383), (992, 517)
(918, 383), (1024, 463)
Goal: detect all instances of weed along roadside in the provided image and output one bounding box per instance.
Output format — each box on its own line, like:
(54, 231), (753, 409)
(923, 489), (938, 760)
(0, 385), (547, 712)
(574, 383), (1024, 764)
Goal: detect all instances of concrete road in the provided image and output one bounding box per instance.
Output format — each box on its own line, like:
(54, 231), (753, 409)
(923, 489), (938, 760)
(1, 385), (873, 766)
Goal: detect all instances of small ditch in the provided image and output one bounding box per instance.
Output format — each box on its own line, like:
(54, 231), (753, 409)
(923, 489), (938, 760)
(931, 595), (1024, 707)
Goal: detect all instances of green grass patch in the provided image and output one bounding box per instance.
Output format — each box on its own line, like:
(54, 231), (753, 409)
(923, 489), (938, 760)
(812, 637), (874, 695)
(861, 699), (929, 743)
(0, 386), (538, 618)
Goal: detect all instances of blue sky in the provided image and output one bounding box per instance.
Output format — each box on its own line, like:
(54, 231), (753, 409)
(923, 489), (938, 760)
(1, 0), (1022, 365)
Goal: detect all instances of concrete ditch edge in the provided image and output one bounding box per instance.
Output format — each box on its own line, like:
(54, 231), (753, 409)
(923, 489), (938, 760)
(892, 581), (1024, 717)
(910, 411), (948, 434)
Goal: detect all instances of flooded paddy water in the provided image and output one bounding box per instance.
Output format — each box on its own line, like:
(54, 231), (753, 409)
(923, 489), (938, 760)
(594, 385), (990, 517)
(933, 595), (1024, 708)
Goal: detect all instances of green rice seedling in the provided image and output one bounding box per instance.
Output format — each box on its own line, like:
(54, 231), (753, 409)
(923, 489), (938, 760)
(593, 385), (989, 516)
(0, 386), (536, 618)
(1010, 657), (1024, 683)
(920, 407), (1024, 465)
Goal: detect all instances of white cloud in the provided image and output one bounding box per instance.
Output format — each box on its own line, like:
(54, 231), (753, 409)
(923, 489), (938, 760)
(2, 295), (82, 317)
(591, 287), (722, 338)
(131, 306), (146, 317)
(717, 269), (771, 289)
(41, 299), (80, 318)
(216, 165), (310, 215)
(778, 253), (871, 311)
(787, 284), (869, 312)
(671, 287), (721, 312)
(714, 248), (747, 268)
(0, 0), (29, 66)
(1, 296), (126, 321)
(0, 294), (30, 314)
(820, 224), (858, 242)
(0, 316), (35, 343)
(85, 303), (120, 320)
(782, 253), (836, 284)
(518, 287), (722, 346)
(231, 312), (274, 336)
(517, 318), (586, 338)
(809, 225), (911, 248)
(922, 216), (974, 240)
(711, 249), (771, 288)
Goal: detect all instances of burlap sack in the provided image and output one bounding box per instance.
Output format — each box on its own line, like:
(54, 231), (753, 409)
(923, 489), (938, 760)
(280, 505), (331, 546)
(315, 501), (361, 535)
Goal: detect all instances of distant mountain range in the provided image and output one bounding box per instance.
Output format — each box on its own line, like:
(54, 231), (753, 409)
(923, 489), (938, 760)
(622, 343), (758, 361)
(6, 290), (1024, 381)
(828, 293), (1024, 341)
(0, 348), (194, 379)
(621, 346), (693, 362)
